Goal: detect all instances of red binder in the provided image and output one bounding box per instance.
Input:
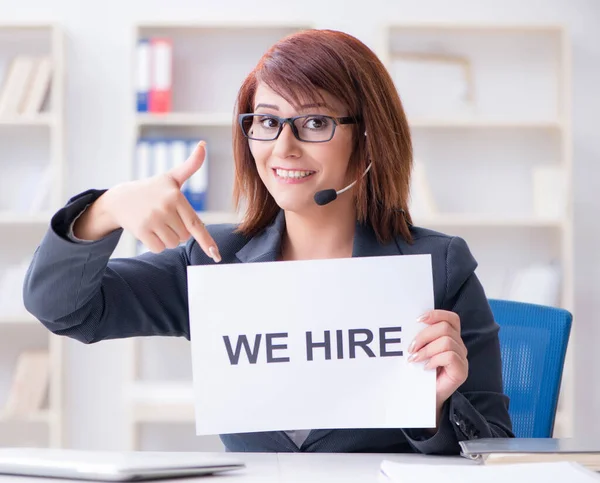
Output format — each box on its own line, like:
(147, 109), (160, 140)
(149, 38), (172, 113)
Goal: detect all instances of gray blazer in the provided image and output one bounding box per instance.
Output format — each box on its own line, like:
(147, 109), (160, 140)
(23, 189), (513, 454)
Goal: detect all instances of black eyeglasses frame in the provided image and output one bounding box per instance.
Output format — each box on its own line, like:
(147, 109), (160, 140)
(238, 113), (361, 143)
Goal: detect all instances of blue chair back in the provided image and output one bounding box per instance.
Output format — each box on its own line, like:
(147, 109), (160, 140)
(488, 299), (572, 438)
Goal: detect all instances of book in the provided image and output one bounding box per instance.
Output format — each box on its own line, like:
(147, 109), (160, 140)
(0, 56), (36, 117)
(459, 438), (600, 472)
(20, 56), (52, 115)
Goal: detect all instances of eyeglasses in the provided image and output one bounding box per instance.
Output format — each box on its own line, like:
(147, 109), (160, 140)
(238, 113), (360, 143)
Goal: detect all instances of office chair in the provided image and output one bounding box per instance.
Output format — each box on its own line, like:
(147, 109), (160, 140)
(488, 298), (573, 438)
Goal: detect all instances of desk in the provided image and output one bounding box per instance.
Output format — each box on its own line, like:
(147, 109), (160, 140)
(0, 452), (474, 483)
(252, 453), (474, 483)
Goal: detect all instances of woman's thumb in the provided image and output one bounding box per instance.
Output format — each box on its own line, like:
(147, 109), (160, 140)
(169, 141), (206, 187)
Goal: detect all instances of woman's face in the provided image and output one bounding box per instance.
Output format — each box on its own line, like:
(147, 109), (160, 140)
(248, 82), (355, 215)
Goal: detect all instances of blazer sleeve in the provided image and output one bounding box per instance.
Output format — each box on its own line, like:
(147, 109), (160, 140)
(22, 189), (194, 344)
(402, 235), (514, 454)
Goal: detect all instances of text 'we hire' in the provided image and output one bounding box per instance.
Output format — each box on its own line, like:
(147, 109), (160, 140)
(222, 327), (403, 365)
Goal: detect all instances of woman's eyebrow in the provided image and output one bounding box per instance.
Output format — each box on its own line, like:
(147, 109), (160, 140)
(255, 103), (279, 110)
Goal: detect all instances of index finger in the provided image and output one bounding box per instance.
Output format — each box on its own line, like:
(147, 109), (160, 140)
(418, 309), (460, 332)
(176, 197), (221, 263)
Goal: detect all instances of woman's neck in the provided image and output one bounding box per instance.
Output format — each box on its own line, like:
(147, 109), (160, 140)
(280, 202), (356, 261)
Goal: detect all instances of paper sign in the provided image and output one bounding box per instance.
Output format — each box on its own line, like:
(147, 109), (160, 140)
(187, 254), (436, 436)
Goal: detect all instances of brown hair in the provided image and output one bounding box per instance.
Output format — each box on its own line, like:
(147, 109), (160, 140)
(232, 28), (414, 244)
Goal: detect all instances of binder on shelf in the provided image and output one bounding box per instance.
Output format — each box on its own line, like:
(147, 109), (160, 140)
(186, 140), (208, 212)
(1, 349), (50, 418)
(135, 140), (152, 179)
(151, 140), (170, 176)
(136, 138), (175, 180)
(170, 139), (189, 192)
(134, 138), (208, 210)
(136, 39), (151, 112)
(149, 38), (172, 113)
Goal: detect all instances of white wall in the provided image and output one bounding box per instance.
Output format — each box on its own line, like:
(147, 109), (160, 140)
(0, 0), (598, 449)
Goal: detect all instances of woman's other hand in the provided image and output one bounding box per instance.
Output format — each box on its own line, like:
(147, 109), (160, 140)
(407, 310), (468, 426)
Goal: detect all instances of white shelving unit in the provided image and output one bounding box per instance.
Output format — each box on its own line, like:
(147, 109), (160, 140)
(124, 21), (312, 451)
(120, 21), (573, 448)
(136, 112), (233, 127)
(0, 23), (65, 448)
(378, 23), (573, 437)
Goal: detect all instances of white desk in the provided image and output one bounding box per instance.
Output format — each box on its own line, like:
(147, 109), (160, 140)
(258, 453), (474, 483)
(0, 452), (474, 483)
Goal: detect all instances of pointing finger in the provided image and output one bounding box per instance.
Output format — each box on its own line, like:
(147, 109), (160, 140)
(176, 197), (221, 263)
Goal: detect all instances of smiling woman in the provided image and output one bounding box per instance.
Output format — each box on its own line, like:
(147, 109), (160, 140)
(232, 30), (413, 248)
(22, 28), (513, 455)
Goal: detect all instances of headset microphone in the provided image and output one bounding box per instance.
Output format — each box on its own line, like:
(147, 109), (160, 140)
(313, 162), (372, 206)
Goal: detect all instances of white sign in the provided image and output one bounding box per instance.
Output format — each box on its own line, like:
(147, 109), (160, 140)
(187, 254), (436, 436)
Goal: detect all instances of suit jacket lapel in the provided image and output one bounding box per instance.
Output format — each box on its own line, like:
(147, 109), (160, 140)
(352, 219), (404, 258)
(235, 210), (286, 263)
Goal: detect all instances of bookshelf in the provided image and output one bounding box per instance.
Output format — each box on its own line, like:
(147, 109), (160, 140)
(377, 23), (574, 437)
(0, 24), (65, 448)
(124, 21), (313, 451)
(0, 114), (56, 126)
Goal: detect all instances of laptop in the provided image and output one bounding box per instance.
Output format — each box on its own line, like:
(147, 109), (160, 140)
(0, 448), (245, 481)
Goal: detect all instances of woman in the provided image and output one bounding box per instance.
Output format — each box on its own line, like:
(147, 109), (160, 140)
(23, 29), (513, 453)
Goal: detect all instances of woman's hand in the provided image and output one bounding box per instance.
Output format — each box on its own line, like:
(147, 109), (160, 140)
(74, 141), (221, 262)
(407, 310), (468, 426)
